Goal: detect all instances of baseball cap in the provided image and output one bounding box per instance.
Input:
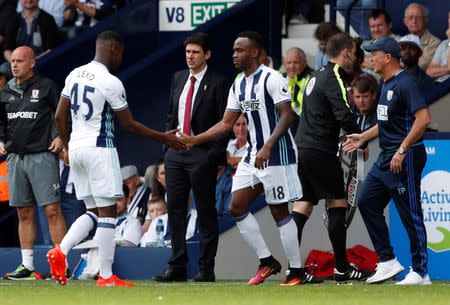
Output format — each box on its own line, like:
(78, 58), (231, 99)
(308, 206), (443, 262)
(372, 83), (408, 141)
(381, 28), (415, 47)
(121, 165), (139, 180)
(362, 37), (401, 58)
(398, 34), (423, 52)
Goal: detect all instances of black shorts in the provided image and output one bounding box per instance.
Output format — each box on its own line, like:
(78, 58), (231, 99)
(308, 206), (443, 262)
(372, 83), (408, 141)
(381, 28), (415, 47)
(297, 148), (345, 204)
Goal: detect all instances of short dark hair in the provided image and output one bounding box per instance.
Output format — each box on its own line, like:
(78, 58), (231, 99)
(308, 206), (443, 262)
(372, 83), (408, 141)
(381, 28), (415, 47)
(184, 32), (211, 53)
(314, 22), (342, 41)
(148, 196), (166, 205)
(237, 31), (264, 50)
(97, 31), (123, 45)
(368, 9), (392, 24)
(351, 74), (378, 93)
(326, 33), (354, 58)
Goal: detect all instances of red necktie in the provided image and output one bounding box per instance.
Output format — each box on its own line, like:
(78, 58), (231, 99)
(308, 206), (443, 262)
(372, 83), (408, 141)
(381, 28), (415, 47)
(183, 76), (196, 135)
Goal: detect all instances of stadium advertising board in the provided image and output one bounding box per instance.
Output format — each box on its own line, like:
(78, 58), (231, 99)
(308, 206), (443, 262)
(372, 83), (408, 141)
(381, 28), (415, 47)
(159, 0), (241, 31)
(390, 138), (450, 279)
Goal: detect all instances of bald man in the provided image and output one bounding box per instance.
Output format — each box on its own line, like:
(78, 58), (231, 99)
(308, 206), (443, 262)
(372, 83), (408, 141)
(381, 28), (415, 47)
(0, 46), (67, 280)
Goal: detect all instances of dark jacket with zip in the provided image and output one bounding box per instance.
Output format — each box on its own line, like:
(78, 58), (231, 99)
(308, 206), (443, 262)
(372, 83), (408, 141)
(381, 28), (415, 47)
(0, 73), (59, 154)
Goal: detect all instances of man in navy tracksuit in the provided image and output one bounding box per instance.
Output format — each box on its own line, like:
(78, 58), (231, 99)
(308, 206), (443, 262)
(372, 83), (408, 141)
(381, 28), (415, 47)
(343, 37), (432, 285)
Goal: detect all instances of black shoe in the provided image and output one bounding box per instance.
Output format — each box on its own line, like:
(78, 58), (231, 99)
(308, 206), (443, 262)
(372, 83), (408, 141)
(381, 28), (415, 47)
(280, 267), (323, 286)
(193, 270), (215, 282)
(334, 264), (373, 282)
(153, 268), (187, 282)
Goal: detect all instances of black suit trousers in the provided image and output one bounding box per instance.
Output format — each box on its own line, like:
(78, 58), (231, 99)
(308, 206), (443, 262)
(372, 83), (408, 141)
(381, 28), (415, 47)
(164, 146), (219, 272)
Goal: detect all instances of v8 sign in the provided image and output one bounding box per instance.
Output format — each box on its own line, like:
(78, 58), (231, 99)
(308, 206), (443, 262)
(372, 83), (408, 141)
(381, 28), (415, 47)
(159, 0), (240, 31)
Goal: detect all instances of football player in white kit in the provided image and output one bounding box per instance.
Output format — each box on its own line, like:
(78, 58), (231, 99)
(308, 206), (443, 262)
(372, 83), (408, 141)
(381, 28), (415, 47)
(181, 32), (321, 286)
(47, 31), (185, 287)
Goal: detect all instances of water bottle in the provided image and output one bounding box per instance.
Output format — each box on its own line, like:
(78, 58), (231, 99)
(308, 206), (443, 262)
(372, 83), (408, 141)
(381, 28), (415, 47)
(156, 218), (165, 247)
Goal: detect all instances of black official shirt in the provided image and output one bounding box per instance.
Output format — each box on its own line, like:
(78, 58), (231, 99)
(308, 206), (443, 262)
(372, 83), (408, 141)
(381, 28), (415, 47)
(295, 62), (361, 155)
(0, 73), (59, 154)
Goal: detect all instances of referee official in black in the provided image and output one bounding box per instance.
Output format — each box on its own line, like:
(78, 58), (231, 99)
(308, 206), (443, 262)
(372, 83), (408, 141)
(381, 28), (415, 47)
(344, 37), (431, 285)
(294, 33), (373, 282)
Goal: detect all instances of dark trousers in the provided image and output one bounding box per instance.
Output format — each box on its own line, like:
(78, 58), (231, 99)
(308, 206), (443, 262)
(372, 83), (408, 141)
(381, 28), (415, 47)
(358, 145), (428, 276)
(164, 146), (219, 272)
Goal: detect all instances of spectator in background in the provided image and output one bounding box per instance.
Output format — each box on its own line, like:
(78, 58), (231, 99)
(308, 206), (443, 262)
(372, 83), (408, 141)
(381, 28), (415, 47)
(115, 185), (142, 247)
(17, 0), (66, 27)
(0, 72), (7, 88)
(283, 47), (313, 134)
(426, 11), (450, 83)
(150, 159), (166, 199)
(0, 0), (16, 64)
(336, 0), (376, 40)
(351, 74), (378, 131)
(403, 3), (440, 71)
(399, 34), (434, 93)
(0, 0), (59, 76)
(259, 49), (273, 68)
(64, 0), (116, 28)
(143, 163), (156, 189)
(215, 114), (248, 217)
(121, 165), (151, 222)
(140, 196), (168, 247)
(141, 195), (167, 235)
(314, 22), (342, 70)
(362, 9), (400, 73)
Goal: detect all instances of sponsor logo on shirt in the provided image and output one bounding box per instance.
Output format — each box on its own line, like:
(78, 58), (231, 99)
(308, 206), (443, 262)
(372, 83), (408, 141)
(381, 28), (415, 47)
(377, 104), (388, 121)
(240, 99), (260, 112)
(7, 111), (38, 119)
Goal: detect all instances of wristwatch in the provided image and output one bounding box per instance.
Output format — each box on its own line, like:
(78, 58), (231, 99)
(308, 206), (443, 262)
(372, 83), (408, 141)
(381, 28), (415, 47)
(398, 147), (407, 155)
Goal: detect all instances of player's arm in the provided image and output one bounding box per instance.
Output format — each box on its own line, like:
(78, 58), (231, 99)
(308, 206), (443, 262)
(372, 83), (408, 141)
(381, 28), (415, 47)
(55, 96), (72, 152)
(390, 108), (430, 173)
(254, 102), (293, 169)
(0, 102), (8, 155)
(326, 74), (360, 135)
(343, 124), (379, 152)
(180, 111), (240, 148)
(114, 107), (186, 151)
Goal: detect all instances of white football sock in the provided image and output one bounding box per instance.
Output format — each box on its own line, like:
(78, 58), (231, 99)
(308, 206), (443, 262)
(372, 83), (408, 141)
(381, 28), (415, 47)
(21, 249), (34, 271)
(235, 213), (271, 259)
(60, 212), (97, 255)
(277, 216), (302, 268)
(95, 217), (116, 279)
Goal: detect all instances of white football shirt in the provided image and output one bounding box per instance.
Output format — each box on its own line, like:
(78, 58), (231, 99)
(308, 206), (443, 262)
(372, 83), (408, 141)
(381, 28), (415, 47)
(61, 61), (128, 149)
(226, 65), (297, 166)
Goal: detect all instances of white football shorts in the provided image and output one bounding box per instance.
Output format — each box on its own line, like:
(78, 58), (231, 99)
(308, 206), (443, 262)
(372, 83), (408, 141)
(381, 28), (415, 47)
(231, 161), (303, 204)
(69, 146), (123, 207)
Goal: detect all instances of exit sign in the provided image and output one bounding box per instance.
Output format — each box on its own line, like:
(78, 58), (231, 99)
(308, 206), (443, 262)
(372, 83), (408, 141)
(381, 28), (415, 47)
(191, 2), (238, 27)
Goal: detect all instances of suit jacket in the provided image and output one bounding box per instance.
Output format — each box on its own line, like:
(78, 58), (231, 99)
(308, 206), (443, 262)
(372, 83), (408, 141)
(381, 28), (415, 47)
(165, 68), (231, 166)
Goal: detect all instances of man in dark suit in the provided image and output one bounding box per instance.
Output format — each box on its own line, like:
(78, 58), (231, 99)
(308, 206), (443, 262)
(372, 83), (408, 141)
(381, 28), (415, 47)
(154, 32), (229, 282)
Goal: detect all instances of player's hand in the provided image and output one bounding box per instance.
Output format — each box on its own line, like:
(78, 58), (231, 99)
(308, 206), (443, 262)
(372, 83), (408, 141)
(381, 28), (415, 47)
(0, 142), (7, 156)
(342, 134), (364, 152)
(48, 137), (64, 154)
(255, 144), (272, 170)
(177, 131), (195, 150)
(163, 129), (187, 151)
(390, 151), (405, 173)
(63, 150), (70, 166)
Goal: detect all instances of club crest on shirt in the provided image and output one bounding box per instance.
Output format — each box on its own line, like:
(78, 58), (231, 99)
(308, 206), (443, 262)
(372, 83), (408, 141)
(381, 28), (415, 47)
(305, 77), (316, 96)
(387, 90), (393, 101)
(30, 89), (39, 103)
(253, 84), (259, 94)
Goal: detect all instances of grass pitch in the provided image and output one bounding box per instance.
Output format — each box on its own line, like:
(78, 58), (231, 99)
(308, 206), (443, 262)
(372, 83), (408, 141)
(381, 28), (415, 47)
(0, 280), (449, 305)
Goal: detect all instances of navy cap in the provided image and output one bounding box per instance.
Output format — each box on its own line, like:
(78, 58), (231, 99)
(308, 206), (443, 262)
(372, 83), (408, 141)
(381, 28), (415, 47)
(362, 37), (400, 58)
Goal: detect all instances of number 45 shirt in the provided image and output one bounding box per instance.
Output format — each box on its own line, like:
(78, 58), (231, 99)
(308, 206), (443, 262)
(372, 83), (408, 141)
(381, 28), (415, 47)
(61, 61), (128, 149)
